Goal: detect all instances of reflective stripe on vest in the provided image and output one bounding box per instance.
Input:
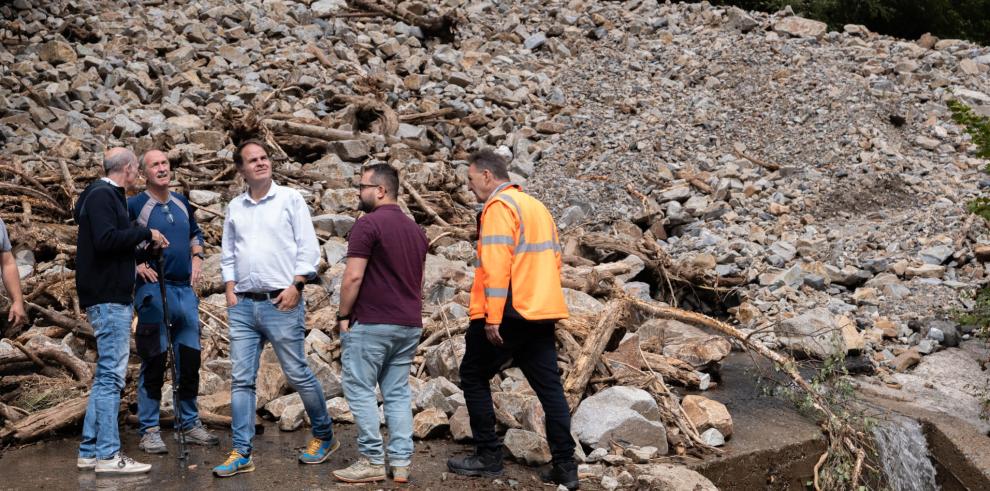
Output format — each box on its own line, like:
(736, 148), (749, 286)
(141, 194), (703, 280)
(479, 189), (561, 257)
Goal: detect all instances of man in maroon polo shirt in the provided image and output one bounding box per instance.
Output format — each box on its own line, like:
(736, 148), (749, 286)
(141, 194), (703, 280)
(333, 164), (428, 484)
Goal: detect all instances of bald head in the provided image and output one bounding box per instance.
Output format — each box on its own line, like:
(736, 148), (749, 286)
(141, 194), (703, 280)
(104, 147), (137, 175)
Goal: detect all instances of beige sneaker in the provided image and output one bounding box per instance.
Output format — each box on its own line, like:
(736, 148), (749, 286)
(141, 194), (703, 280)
(332, 458), (386, 483)
(391, 465), (410, 483)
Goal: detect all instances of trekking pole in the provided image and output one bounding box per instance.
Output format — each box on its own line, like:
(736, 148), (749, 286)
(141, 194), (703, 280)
(155, 257), (188, 460)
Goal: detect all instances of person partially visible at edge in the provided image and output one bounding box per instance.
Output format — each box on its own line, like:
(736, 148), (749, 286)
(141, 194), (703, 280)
(332, 164), (428, 485)
(446, 149), (578, 490)
(75, 147), (169, 475)
(213, 139), (337, 478)
(128, 149), (219, 455)
(0, 218), (26, 333)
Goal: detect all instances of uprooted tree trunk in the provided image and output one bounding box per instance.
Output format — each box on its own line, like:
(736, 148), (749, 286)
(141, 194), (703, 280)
(0, 395), (88, 443)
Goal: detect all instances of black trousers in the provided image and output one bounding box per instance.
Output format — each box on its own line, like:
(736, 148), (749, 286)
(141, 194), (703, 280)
(459, 318), (576, 464)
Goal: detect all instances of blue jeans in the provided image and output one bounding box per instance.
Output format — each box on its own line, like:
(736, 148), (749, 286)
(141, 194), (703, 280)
(341, 322), (421, 466)
(79, 303), (133, 459)
(227, 296), (333, 455)
(134, 282), (201, 433)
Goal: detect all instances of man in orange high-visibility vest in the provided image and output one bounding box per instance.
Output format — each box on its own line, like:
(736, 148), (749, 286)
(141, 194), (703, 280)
(447, 149), (577, 490)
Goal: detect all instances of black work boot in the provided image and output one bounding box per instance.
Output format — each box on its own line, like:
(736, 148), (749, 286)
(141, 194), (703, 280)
(447, 447), (504, 477)
(540, 460), (579, 490)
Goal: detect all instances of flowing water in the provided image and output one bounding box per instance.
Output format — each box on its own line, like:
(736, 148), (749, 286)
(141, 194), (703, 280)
(872, 416), (939, 491)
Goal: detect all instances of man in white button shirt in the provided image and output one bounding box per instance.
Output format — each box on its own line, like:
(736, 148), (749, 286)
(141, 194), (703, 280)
(213, 140), (337, 477)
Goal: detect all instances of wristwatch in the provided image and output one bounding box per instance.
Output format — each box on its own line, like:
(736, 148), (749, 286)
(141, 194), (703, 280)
(193, 252), (205, 260)
(336, 312), (350, 322)
(293, 280), (305, 292)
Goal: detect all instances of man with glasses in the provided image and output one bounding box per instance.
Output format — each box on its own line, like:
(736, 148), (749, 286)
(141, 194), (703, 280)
(76, 147), (169, 474)
(332, 164), (428, 484)
(214, 139), (336, 477)
(128, 149), (219, 454)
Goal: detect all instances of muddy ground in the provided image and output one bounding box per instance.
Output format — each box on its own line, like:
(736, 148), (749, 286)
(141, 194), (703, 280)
(0, 423), (559, 491)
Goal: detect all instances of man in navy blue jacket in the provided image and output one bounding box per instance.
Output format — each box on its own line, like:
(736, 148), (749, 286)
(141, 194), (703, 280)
(129, 149), (219, 454)
(75, 147), (168, 475)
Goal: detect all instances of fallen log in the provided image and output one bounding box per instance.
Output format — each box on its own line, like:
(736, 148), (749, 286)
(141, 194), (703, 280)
(125, 410), (235, 430)
(0, 401), (29, 422)
(640, 351), (709, 390)
(563, 299), (627, 410)
(26, 302), (94, 339)
(0, 394), (88, 443)
(402, 181), (450, 226)
(261, 118), (364, 142)
(349, 0), (458, 41)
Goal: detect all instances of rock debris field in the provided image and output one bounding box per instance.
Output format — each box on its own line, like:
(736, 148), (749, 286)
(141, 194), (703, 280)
(1, 0), (990, 488)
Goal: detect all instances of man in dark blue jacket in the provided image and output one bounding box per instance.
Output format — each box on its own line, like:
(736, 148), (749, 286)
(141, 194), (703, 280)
(75, 147), (168, 475)
(129, 149), (218, 454)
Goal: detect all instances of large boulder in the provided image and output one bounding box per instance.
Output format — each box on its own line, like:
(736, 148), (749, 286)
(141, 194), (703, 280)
(681, 395), (733, 438)
(263, 393), (302, 419)
(572, 387), (667, 452)
(638, 319), (731, 369)
(775, 308), (860, 359)
(307, 354), (343, 399)
(279, 403), (307, 431)
(493, 392), (545, 437)
(773, 16), (827, 38)
(414, 376), (463, 415)
(412, 408), (449, 439)
(425, 336), (466, 384)
(450, 405), (473, 441)
(632, 463), (718, 491)
(256, 348), (288, 407)
(504, 429), (551, 465)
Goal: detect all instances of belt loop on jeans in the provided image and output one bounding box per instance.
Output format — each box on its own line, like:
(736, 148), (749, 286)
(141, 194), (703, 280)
(239, 289), (284, 301)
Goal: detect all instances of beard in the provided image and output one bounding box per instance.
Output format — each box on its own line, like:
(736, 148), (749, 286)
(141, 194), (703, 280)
(358, 196), (374, 212)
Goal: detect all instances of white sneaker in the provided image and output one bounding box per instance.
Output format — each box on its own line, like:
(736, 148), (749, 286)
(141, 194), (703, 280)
(77, 457), (97, 470)
(95, 453), (152, 474)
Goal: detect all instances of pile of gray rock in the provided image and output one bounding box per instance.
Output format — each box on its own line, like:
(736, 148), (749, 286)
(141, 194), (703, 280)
(2, 0), (989, 486)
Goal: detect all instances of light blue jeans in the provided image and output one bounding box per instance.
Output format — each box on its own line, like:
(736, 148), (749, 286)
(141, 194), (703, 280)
(341, 322), (421, 466)
(227, 296), (333, 455)
(79, 303), (133, 459)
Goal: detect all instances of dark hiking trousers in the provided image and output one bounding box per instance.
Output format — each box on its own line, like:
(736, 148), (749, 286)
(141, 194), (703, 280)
(459, 318), (575, 464)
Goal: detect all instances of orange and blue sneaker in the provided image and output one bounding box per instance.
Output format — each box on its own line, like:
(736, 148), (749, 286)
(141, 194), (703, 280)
(213, 450), (254, 477)
(298, 437), (339, 464)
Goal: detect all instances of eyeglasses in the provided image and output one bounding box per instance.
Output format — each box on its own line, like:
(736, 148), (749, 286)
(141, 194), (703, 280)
(355, 183), (380, 190)
(161, 203), (175, 224)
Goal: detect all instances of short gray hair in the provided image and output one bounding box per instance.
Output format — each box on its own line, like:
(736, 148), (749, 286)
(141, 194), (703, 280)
(104, 149), (137, 174)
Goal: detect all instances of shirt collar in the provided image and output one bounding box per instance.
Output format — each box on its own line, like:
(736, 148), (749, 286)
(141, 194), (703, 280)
(242, 181), (280, 205)
(485, 182), (518, 206)
(144, 190), (173, 204)
(101, 176), (123, 188)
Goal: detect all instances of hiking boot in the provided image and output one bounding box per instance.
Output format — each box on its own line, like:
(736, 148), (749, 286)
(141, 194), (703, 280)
(77, 457), (97, 470)
(213, 450), (254, 477)
(390, 465), (410, 484)
(540, 461), (579, 490)
(332, 457), (386, 483)
(298, 437), (339, 464)
(139, 427), (168, 454)
(95, 453), (152, 474)
(447, 447), (504, 477)
(179, 423), (220, 446)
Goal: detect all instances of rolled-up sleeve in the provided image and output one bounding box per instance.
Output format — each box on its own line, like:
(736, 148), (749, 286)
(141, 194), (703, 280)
(220, 203), (236, 283)
(290, 193), (320, 278)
